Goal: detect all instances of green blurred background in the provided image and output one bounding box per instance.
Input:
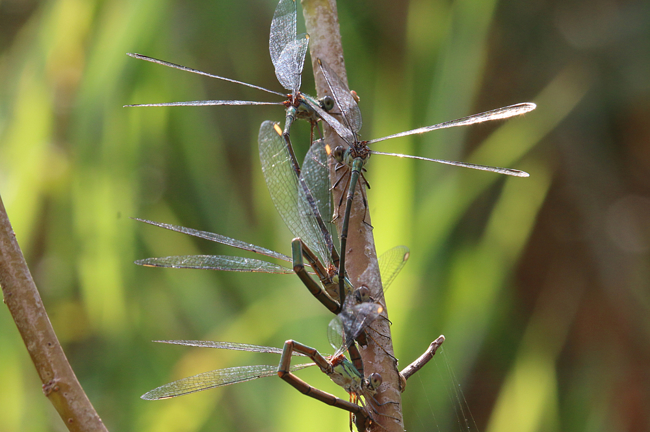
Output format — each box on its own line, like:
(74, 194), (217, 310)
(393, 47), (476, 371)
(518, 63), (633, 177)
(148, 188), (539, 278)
(1, 0), (648, 431)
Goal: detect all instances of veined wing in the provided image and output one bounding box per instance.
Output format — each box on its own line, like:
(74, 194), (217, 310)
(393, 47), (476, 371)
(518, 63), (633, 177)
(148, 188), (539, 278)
(328, 302), (383, 355)
(301, 139), (333, 236)
(317, 58), (362, 137)
(377, 245), (410, 292)
(270, 0), (298, 77)
(269, 0), (307, 94)
(365, 102), (536, 144)
(141, 363), (314, 400)
(274, 36), (309, 95)
(135, 255), (294, 274)
(154, 340), (307, 356)
(370, 151), (529, 177)
(302, 97), (356, 145)
(125, 100), (283, 108)
(125, 53), (284, 97)
(259, 121), (333, 268)
(325, 246), (410, 351)
(134, 218), (291, 262)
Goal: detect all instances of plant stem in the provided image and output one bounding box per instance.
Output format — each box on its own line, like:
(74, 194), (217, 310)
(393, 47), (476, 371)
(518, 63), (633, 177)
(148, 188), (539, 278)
(0, 196), (108, 432)
(400, 336), (445, 382)
(301, 1), (404, 430)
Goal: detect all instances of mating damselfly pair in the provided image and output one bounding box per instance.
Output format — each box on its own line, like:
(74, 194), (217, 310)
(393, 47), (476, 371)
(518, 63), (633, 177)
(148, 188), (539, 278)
(128, 0), (534, 428)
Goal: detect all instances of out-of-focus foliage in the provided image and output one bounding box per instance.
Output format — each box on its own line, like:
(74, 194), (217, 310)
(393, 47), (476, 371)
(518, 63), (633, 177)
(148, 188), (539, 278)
(1, 0), (648, 431)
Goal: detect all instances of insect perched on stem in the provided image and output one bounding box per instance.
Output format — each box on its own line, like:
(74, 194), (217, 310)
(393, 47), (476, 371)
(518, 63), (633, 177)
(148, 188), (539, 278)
(313, 58), (535, 299)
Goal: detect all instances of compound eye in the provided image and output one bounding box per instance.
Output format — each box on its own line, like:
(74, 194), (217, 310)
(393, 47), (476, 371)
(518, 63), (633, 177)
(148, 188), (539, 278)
(368, 373), (382, 389)
(320, 95), (335, 111)
(332, 146), (345, 162)
(356, 286), (371, 303)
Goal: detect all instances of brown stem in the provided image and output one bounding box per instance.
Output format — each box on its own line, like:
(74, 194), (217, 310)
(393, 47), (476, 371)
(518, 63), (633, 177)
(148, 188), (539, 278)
(0, 196), (108, 432)
(400, 336), (446, 384)
(301, 1), (404, 431)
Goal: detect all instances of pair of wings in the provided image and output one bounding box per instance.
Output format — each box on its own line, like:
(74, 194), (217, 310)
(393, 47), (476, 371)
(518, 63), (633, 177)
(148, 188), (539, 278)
(141, 292), (388, 401)
(134, 219), (409, 299)
(127, 0), (310, 105)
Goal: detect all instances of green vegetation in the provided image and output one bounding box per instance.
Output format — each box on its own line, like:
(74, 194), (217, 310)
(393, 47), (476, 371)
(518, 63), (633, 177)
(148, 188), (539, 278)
(1, 0), (647, 431)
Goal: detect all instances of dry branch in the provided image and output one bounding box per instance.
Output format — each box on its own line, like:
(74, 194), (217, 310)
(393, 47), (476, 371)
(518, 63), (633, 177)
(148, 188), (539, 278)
(400, 335), (445, 383)
(0, 196), (108, 432)
(301, 1), (404, 430)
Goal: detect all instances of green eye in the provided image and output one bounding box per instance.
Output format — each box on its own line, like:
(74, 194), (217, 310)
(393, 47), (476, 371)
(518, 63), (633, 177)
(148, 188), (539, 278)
(320, 96), (335, 111)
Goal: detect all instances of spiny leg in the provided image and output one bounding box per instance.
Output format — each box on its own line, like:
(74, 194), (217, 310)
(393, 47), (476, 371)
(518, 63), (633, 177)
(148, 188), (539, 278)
(314, 119), (325, 142)
(358, 173), (373, 228)
(363, 375), (402, 425)
(331, 167), (350, 224)
(309, 121), (315, 148)
(361, 329), (397, 365)
(331, 165), (350, 222)
(366, 399), (402, 426)
(366, 324), (393, 344)
(309, 120), (326, 149)
(335, 167), (351, 211)
(352, 391), (400, 427)
(330, 239), (340, 271)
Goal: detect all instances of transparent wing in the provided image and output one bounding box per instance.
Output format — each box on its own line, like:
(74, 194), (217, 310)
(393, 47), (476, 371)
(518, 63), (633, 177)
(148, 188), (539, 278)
(328, 302), (383, 355)
(370, 151), (529, 177)
(135, 255), (295, 274)
(274, 36), (309, 94)
(301, 96), (356, 145)
(258, 121), (332, 268)
(365, 102), (536, 144)
(125, 100), (283, 108)
(327, 316), (344, 353)
(141, 363), (314, 400)
(317, 58), (362, 136)
(269, 0), (297, 72)
(126, 53), (284, 97)
(301, 139), (333, 233)
(377, 245), (410, 293)
(134, 218), (291, 262)
(154, 340), (307, 356)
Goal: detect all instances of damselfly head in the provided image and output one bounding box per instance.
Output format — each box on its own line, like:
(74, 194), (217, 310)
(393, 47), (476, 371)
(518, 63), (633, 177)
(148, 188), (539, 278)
(367, 372), (382, 390)
(348, 145), (371, 165)
(332, 145), (346, 163)
(319, 95), (335, 111)
(354, 285), (371, 303)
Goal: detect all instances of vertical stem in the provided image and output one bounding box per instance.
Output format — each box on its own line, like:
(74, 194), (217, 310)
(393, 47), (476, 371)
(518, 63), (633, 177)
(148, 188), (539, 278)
(0, 196), (108, 432)
(301, 2), (404, 431)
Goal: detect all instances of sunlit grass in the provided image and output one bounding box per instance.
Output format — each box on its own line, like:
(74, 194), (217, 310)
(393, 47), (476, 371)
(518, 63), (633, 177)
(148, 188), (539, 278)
(0, 0), (624, 431)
